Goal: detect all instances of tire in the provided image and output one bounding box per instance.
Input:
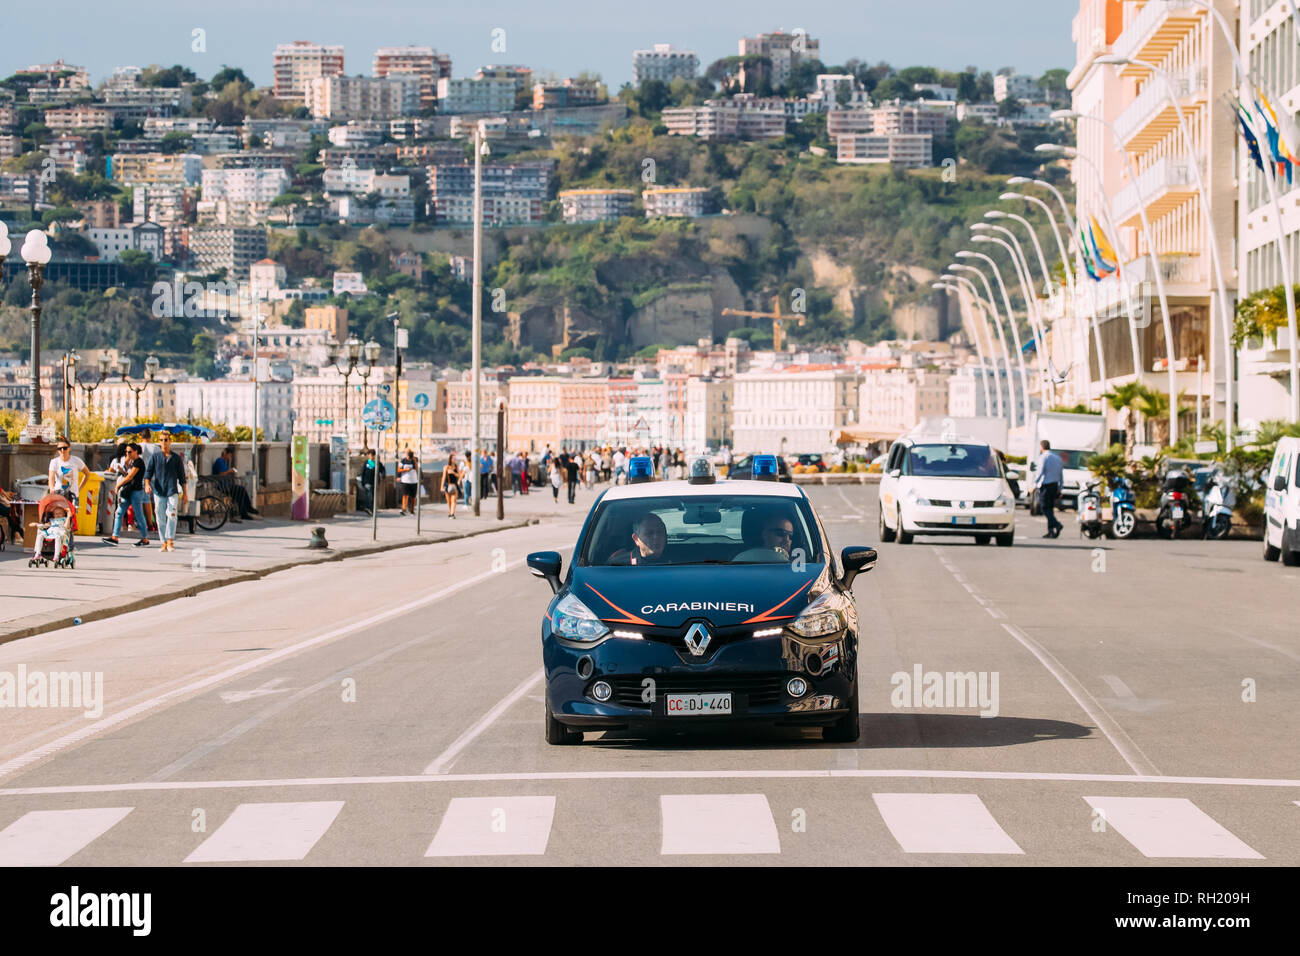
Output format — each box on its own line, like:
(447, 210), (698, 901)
(545, 699), (581, 745)
(974, 534), (991, 546)
(1084, 525), (1103, 539)
(995, 531), (1015, 547)
(1283, 527), (1300, 567)
(822, 678), (860, 742)
(1156, 511), (1176, 540)
(195, 493), (228, 532)
(1112, 509), (1136, 539)
(1263, 530), (1281, 561)
(896, 508), (913, 545)
(878, 506), (896, 543)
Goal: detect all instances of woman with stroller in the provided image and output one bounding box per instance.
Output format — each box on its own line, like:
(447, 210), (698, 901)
(30, 500), (72, 567)
(441, 454), (461, 518)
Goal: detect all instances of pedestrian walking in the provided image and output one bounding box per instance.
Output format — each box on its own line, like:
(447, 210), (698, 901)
(509, 450), (524, 495)
(462, 450), (473, 506)
(397, 447), (419, 515)
(613, 447), (626, 485)
(143, 431), (187, 552)
(550, 457), (563, 502)
(102, 442), (150, 546)
(565, 449), (580, 504)
(583, 452), (595, 490)
(520, 452), (530, 494)
(1034, 439), (1065, 539)
(441, 454), (461, 518)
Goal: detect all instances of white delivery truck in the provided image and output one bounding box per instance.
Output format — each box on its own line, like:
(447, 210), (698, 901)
(1026, 411), (1107, 512)
(909, 416), (1010, 453)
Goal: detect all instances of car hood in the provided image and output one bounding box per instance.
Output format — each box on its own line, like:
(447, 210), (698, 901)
(902, 476), (1006, 500)
(572, 563), (825, 630)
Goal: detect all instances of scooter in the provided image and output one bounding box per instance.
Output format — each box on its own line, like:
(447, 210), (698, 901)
(1077, 481), (1105, 539)
(1155, 468), (1194, 540)
(1107, 475), (1136, 539)
(1201, 475), (1235, 540)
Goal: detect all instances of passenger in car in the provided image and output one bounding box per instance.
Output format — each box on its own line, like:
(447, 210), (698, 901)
(608, 513), (669, 565)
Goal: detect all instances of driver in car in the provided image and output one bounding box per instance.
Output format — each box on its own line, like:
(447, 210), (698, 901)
(609, 512), (669, 565)
(734, 509), (796, 562)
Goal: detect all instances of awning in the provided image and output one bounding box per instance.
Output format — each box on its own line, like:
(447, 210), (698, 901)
(832, 428), (902, 445)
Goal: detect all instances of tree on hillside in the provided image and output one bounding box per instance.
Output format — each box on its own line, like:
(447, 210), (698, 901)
(140, 64), (197, 88)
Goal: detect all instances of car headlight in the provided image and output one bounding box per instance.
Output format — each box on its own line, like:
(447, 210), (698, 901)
(995, 493), (1014, 508)
(550, 592), (609, 642)
(789, 592), (845, 638)
(907, 489), (931, 506)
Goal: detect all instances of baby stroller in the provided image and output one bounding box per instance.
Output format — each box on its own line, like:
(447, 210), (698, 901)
(29, 493), (77, 569)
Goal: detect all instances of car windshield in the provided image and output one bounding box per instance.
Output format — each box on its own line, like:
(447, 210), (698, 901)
(907, 443), (1000, 478)
(580, 494), (823, 567)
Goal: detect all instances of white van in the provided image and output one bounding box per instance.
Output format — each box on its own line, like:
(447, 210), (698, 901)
(878, 435), (1017, 546)
(1263, 435), (1300, 566)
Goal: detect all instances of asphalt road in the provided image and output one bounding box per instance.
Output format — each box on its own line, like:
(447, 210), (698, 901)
(0, 484), (1296, 866)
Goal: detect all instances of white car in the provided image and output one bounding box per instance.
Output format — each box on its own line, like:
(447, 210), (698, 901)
(878, 436), (1017, 546)
(1263, 435), (1300, 566)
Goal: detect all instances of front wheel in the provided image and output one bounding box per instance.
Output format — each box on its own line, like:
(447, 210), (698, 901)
(995, 531), (1015, 547)
(974, 534), (991, 546)
(822, 680), (860, 742)
(195, 493), (228, 532)
(1283, 527), (1300, 567)
(1155, 510), (1177, 540)
(878, 506), (896, 543)
(1112, 509), (1136, 539)
(545, 700), (582, 745)
(896, 508), (913, 545)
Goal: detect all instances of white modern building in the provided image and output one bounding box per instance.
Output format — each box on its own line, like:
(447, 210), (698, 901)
(731, 367), (859, 453)
(273, 41), (345, 102)
(305, 74), (421, 121)
(994, 71), (1040, 102)
(174, 380), (295, 442)
(642, 186), (710, 218)
(437, 75), (517, 114)
(858, 367), (951, 434)
(200, 167), (290, 203)
(633, 44), (699, 85)
(683, 377), (732, 452)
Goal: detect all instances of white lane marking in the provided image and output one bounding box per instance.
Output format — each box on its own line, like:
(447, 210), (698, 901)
(835, 487), (865, 517)
(1101, 675), (1135, 699)
(874, 793), (1023, 854)
(999, 621), (1159, 776)
(1084, 796), (1263, 860)
(219, 677), (292, 703)
(422, 669), (544, 775)
(960, 581), (977, 595)
(0, 556), (531, 782)
(184, 801), (344, 863)
(425, 796), (555, 857)
(984, 606), (1004, 619)
(660, 794), (781, 855)
(7, 767), (1300, 796)
(1240, 635), (1300, 664)
(0, 806), (132, 865)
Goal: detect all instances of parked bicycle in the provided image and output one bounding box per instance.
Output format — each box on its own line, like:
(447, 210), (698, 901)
(193, 475), (230, 532)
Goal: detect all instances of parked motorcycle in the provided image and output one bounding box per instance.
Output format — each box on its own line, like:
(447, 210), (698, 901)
(1077, 481), (1105, 539)
(1201, 474), (1235, 540)
(1155, 468), (1194, 540)
(1106, 475), (1137, 539)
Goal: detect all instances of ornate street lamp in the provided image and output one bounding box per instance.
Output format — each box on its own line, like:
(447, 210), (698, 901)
(77, 353), (114, 414)
(120, 354), (160, 419)
(17, 228), (52, 442)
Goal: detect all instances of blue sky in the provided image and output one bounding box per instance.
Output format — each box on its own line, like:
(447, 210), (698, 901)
(2, 0), (1075, 89)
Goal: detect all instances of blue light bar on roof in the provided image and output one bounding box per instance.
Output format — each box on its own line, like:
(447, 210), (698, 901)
(627, 455), (654, 483)
(753, 454), (779, 480)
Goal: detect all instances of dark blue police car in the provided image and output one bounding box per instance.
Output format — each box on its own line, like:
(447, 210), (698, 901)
(527, 456), (876, 744)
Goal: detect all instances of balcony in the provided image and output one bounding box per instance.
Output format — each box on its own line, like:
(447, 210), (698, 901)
(1112, 0), (1204, 76)
(1112, 155), (1198, 226)
(1120, 252), (1205, 286)
(1113, 68), (1206, 149)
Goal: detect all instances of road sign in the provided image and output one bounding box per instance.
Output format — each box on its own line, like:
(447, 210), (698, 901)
(362, 398), (395, 432)
(407, 383), (437, 411)
(396, 327), (409, 350)
(377, 383), (392, 398)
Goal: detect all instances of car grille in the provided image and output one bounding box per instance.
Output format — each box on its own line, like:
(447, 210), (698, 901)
(605, 674), (787, 709)
(927, 499), (997, 508)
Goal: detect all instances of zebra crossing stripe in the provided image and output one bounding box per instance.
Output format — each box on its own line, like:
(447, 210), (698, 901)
(1084, 796), (1263, 859)
(184, 801), (344, 863)
(874, 793), (1023, 854)
(660, 794), (781, 855)
(426, 796), (556, 857)
(0, 807), (133, 866)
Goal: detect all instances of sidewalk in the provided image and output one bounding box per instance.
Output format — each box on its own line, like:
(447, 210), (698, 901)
(0, 486), (582, 643)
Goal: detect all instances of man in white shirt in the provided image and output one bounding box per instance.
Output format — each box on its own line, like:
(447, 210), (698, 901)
(48, 437), (92, 505)
(612, 448), (627, 485)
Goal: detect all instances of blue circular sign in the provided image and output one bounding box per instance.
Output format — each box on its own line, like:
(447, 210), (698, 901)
(362, 399), (396, 431)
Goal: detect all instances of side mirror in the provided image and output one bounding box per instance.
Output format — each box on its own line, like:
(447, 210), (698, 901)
(840, 546), (877, 589)
(1274, 474), (1287, 492)
(527, 550), (563, 593)
(888, 469), (901, 479)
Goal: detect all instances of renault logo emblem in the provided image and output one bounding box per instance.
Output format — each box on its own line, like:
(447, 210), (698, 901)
(683, 623), (711, 657)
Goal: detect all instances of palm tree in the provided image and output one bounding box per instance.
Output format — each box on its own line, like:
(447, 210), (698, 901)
(1102, 382), (1144, 454)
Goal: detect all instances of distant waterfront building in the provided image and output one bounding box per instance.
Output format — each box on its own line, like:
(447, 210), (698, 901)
(437, 75), (517, 114)
(993, 71), (1039, 103)
(642, 186), (710, 218)
(732, 367), (858, 453)
(190, 227), (268, 278)
(558, 188), (634, 223)
(273, 41), (346, 102)
(372, 45), (451, 110)
(532, 79), (603, 110)
(633, 44), (699, 85)
(427, 162), (551, 225)
(737, 30), (821, 87)
(835, 133), (932, 167)
(305, 74), (421, 121)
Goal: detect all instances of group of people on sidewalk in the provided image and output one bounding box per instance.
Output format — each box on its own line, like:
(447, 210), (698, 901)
(98, 431), (191, 552)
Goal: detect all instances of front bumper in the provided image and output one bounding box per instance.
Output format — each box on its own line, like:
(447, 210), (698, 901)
(901, 503), (1014, 534)
(544, 630), (856, 730)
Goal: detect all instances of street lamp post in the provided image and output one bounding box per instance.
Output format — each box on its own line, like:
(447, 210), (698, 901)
(252, 312), (263, 510)
(119, 355), (160, 420)
(933, 281), (995, 417)
(62, 351), (77, 440)
(959, 250), (1032, 427)
(387, 311), (401, 478)
(951, 261), (1019, 426)
(973, 225), (1051, 398)
(76, 353), (114, 414)
(356, 339), (381, 452)
(17, 229), (52, 442)
(471, 122), (485, 516)
(941, 273), (1004, 419)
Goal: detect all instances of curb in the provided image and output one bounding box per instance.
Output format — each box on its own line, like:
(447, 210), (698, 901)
(0, 517), (539, 646)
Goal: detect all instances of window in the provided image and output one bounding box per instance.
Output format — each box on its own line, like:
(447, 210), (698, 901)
(906, 443), (1000, 478)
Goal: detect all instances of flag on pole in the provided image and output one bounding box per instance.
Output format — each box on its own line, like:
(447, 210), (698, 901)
(1260, 90), (1300, 182)
(1237, 102), (1267, 174)
(1079, 227), (1101, 281)
(1090, 216), (1119, 274)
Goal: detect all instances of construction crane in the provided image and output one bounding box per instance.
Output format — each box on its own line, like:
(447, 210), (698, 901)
(721, 297), (806, 352)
